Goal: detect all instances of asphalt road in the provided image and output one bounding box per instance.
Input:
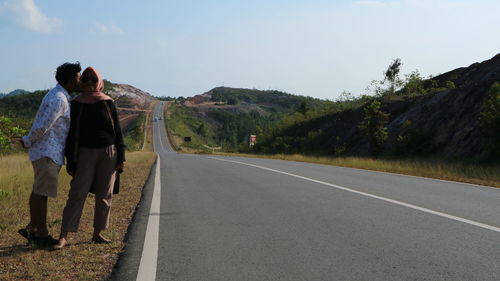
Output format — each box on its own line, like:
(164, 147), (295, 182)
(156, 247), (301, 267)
(113, 102), (500, 281)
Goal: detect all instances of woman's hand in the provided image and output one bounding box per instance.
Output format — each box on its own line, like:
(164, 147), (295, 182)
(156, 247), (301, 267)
(116, 162), (125, 173)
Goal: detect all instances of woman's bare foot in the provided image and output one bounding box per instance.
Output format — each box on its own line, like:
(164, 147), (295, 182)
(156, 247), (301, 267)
(52, 237), (68, 250)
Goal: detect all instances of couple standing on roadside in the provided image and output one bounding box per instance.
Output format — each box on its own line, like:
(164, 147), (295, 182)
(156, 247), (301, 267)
(19, 62), (126, 250)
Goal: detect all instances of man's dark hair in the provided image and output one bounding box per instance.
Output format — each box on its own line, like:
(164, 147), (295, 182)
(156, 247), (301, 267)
(55, 62), (81, 85)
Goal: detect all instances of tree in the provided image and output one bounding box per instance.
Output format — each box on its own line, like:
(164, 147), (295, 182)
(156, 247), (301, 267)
(227, 96), (239, 105)
(402, 70), (425, 96)
(298, 100), (310, 116)
(384, 58), (403, 96)
(196, 123), (207, 137)
(336, 91), (355, 102)
(480, 82), (500, 158)
(358, 100), (389, 156)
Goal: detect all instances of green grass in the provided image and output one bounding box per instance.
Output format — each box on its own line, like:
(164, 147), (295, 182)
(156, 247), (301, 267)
(214, 152), (500, 188)
(123, 113), (146, 151)
(165, 102), (217, 153)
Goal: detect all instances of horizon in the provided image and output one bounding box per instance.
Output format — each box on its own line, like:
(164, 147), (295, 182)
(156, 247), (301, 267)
(1, 0), (499, 100)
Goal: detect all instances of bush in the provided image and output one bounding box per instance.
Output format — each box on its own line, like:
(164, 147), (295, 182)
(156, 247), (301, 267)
(480, 82), (500, 159)
(0, 115), (27, 153)
(394, 120), (435, 156)
(358, 100), (389, 156)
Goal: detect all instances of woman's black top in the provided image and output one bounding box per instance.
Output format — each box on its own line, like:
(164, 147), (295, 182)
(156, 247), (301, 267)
(65, 100), (126, 170)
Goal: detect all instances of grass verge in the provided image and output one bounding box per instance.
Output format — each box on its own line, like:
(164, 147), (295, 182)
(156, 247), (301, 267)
(213, 152), (500, 188)
(0, 151), (155, 280)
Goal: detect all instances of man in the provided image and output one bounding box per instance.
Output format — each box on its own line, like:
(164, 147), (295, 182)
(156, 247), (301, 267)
(19, 62), (81, 245)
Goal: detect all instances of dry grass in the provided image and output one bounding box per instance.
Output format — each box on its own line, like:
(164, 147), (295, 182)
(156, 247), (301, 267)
(0, 151), (155, 281)
(214, 152), (500, 188)
(0, 102), (158, 281)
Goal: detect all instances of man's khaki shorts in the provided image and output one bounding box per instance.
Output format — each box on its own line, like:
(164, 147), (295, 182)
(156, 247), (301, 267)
(32, 157), (61, 198)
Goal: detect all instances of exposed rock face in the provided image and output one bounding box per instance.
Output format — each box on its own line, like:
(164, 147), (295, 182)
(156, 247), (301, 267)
(272, 53), (500, 159)
(385, 54), (500, 158)
(107, 84), (155, 109)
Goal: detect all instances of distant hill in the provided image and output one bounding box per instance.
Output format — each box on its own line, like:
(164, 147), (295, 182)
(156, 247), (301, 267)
(186, 87), (328, 113)
(0, 81), (155, 118)
(0, 90), (48, 118)
(0, 89), (29, 99)
(166, 87), (333, 151)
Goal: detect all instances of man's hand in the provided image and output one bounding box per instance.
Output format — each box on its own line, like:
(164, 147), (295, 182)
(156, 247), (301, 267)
(19, 138), (27, 149)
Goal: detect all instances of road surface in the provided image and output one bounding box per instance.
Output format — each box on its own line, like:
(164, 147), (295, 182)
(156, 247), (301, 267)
(112, 102), (500, 281)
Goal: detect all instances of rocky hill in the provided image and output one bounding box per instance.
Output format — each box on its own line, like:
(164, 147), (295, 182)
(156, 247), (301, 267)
(104, 81), (155, 109)
(255, 53), (500, 159)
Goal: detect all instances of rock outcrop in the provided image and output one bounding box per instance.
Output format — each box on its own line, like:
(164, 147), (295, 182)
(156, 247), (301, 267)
(107, 84), (155, 109)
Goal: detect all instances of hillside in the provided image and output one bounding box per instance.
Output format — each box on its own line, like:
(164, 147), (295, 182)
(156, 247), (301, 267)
(166, 87), (333, 151)
(167, 54), (500, 161)
(254, 54), (500, 160)
(103, 80), (155, 109)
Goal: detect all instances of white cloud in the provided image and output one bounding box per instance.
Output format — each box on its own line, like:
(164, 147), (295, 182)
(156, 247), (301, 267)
(94, 23), (124, 35)
(0, 0), (62, 33)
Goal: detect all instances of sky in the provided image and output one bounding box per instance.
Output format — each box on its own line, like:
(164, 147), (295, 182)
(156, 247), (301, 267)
(0, 0), (499, 100)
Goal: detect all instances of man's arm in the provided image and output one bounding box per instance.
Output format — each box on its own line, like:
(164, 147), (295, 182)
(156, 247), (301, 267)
(22, 96), (66, 148)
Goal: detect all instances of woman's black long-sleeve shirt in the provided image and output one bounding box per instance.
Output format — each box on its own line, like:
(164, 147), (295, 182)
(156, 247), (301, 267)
(65, 100), (125, 170)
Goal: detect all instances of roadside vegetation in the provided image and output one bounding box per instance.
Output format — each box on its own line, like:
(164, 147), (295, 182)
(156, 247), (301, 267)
(123, 112), (146, 151)
(213, 152), (500, 188)
(165, 56), (499, 188)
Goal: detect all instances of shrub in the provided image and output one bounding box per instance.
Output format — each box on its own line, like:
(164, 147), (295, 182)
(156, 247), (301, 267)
(0, 115), (27, 153)
(394, 120), (435, 156)
(358, 100), (389, 156)
(480, 82), (500, 159)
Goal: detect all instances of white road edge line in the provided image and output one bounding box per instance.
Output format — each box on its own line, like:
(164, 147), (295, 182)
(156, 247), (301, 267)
(136, 149), (162, 279)
(208, 156), (500, 234)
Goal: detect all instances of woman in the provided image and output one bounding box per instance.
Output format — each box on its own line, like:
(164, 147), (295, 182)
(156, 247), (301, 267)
(54, 66), (125, 249)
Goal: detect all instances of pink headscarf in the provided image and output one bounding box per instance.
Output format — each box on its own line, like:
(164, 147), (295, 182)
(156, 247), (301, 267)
(75, 66), (113, 104)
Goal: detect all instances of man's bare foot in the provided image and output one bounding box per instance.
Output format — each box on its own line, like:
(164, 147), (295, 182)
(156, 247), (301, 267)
(52, 237), (68, 250)
(91, 234), (111, 244)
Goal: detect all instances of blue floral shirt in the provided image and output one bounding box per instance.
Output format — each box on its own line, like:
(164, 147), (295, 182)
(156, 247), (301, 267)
(22, 84), (71, 165)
